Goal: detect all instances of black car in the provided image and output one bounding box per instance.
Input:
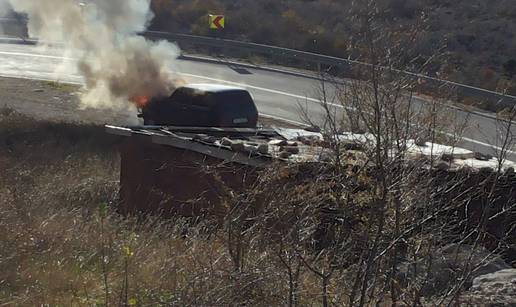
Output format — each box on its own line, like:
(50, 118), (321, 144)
(140, 84), (258, 128)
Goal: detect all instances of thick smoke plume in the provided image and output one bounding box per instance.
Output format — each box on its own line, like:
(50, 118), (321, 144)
(7, 0), (181, 109)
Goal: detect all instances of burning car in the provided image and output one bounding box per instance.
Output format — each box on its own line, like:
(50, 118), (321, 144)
(139, 84), (259, 128)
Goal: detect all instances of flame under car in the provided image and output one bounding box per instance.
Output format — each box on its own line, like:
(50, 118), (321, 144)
(139, 84), (259, 128)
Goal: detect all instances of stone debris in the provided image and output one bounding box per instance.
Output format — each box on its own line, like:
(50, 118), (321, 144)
(220, 137), (233, 147)
(111, 125), (516, 168)
(472, 269), (516, 291)
(269, 139), (288, 146)
(279, 151), (292, 159)
(193, 134), (217, 144)
(297, 135), (322, 146)
(397, 244), (510, 298)
(277, 128), (516, 172)
(453, 157), (516, 173)
(214, 128), (516, 169)
(257, 144), (269, 155)
(242, 143), (259, 154)
(230, 141), (246, 152)
(462, 269), (516, 305)
(406, 140), (475, 160)
(281, 145), (300, 155)
(474, 152), (493, 161)
(274, 127), (324, 142)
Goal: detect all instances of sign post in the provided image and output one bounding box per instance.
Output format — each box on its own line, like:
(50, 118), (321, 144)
(209, 14), (225, 56)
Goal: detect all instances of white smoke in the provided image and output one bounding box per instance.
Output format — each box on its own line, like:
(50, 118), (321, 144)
(7, 0), (181, 110)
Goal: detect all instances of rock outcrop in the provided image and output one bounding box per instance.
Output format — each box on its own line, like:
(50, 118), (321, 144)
(461, 269), (516, 305)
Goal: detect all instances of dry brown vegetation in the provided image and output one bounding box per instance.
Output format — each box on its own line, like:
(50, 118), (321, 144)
(1, 95), (515, 306)
(0, 109), (256, 305)
(0, 109), (371, 305)
(0, 110), (348, 305)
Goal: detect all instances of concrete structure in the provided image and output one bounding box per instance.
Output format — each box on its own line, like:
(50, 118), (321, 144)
(107, 124), (516, 217)
(118, 137), (255, 217)
(107, 125), (328, 216)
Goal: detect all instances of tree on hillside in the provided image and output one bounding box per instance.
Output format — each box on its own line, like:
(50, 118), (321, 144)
(150, 0), (516, 92)
(287, 1), (516, 305)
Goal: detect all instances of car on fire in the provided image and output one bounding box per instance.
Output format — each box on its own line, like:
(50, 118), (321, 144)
(139, 84), (258, 128)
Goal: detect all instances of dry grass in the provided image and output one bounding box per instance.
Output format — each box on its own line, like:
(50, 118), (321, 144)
(0, 109), (315, 306)
(1, 107), (512, 306)
(40, 80), (80, 93)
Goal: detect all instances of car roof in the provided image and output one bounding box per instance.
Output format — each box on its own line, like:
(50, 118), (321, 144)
(180, 83), (247, 93)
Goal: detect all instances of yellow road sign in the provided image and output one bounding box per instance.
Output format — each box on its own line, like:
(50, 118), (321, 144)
(209, 14), (225, 30)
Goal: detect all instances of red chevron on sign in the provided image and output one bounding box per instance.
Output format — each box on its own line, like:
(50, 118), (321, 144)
(209, 15), (225, 30)
(213, 16), (223, 29)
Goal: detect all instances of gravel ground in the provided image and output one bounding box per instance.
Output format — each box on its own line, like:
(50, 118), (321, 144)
(0, 77), (139, 125)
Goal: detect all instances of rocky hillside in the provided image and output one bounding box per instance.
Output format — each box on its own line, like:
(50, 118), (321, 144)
(150, 0), (516, 94)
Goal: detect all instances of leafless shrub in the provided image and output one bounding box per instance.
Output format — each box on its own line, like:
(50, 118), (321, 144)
(287, 2), (516, 305)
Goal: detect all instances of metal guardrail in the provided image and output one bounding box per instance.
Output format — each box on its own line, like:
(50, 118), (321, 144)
(143, 31), (516, 107)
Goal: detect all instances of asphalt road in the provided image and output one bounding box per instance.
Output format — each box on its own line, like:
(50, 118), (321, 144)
(0, 42), (515, 161)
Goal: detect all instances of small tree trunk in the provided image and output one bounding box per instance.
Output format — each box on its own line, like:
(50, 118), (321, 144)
(322, 276), (329, 307)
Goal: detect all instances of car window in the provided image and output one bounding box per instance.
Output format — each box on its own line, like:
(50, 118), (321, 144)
(191, 93), (214, 108)
(169, 87), (193, 103)
(214, 91), (255, 113)
(170, 88), (214, 108)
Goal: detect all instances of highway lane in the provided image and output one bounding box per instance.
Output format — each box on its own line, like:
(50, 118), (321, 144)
(0, 43), (515, 160)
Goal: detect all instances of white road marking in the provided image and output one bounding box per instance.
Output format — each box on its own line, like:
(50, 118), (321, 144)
(0, 50), (75, 60)
(454, 135), (516, 156)
(0, 49), (514, 156)
(181, 73), (327, 104)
